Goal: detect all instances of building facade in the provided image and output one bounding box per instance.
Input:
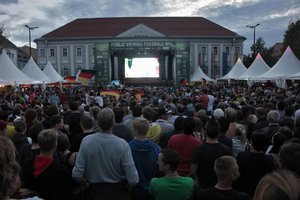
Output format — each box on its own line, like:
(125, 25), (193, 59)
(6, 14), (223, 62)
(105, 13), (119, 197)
(35, 17), (245, 85)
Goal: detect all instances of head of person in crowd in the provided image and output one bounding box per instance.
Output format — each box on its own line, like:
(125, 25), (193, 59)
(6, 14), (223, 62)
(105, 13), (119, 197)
(217, 116), (230, 135)
(157, 148), (180, 173)
(50, 115), (64, 131)
(97, 108), (115, 132)
(253, 170), (300, 200)
(213, 108), (224, 120)
(176, 104), (185, 116)
(132, 105), (143, 118)
(89, 106), (101, 121)
(294, 109), (300, 126)
(157, 107), (171, 120)
(173, 116), (184, 133)
(284, 106), (294, 118)
(0, 136), (21, 200)
(267, 110), (280, 124)
(205, 119), (220, 139)
(264, 102), (275, 114)
(142, 106), (155, 122)
(44, 105), (59, 118)
(0, 120), (7, 136)
(14, 120), (26, 135)
(133, 117), (149, 138)
(69, 100), (79, 112)
(279, 138), (300, 176)
(38, 129), (58, 155)
(193, 117), (203, 135)
(57, 133), (70, 154)
(182, 117), (195, 136)
(80, 115), (93, 132)
(256, 107), (266, 120)
(225, 107), (237, 123)
(29, 122), (44, 145)
(113, 107), (125, 123)
(214, 156), (240, 185)
(250, 131), (268, 152)
(276, 101), (286, 112)
(235, 124), (247, 145)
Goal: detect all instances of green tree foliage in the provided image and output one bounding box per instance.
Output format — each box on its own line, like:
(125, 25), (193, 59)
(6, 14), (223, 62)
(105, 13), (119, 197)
(243, 37), (277, 67)
(283, 19), (300, 60)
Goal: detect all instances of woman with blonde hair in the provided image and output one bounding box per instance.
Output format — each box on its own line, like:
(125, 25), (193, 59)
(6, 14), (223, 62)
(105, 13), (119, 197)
(232, 124), (249, 157)
(253, 170), (300, 200)
(0, 136), (21, 199)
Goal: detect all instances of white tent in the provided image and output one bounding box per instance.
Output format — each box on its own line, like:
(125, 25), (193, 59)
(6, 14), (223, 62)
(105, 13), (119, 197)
(190, 66), (215, 82)
(237, 53), (270, 80)
(256, 46), (300, 80)
(218, 58), (247, 80)
(0, 50), (34, 84)
(43, 60), (64, 82)
(22, 57), (51, 83)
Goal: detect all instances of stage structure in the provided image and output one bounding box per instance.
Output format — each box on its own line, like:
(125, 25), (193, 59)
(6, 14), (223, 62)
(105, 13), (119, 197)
(35, 17), (245, 85)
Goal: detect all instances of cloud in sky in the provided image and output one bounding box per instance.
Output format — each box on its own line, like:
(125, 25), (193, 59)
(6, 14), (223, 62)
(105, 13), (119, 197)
(0, 0), (299, 54)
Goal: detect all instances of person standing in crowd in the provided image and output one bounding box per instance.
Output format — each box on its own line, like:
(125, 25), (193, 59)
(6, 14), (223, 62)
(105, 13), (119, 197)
(24, 129), (76, 200)
(0, 136), (22, 200)
(234, 132), (275, 197)
(71, 115), (95, 152)
(225, 107), (240, 139)
(191, 119), (231, 189)
(196, 156), (250, 200)
(129, 117), (160, 200)
(253, 170), (300, 200)
(279, 138), (300, 176)
(72, 108), (139, 200)
(168, 117), (203, 176)
(262, 110), (281, 146)
(149, 148), (194, 200)
(112, 107), (134, 142)
(159, 116), (184, 148)
(156, 107), (174, 135)
(64, 100), (82, 142)
(142, 106), (161, 144)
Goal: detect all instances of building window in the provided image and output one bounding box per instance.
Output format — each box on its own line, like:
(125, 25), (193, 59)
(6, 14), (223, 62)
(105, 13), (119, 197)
(213, 47), (218, 54)
(50, 49), (55, 57)
(75, 65), (82, 74)
(225, 47), (230, 54)
(62, 48), (68, 57)
(92, 47), (95, 56)
(202, 47), (206, 54)
(40, 49), (45, 57)
(76, 48), (82, 57)
(62, 65), (70, 76)
(235, 47), (240, 53)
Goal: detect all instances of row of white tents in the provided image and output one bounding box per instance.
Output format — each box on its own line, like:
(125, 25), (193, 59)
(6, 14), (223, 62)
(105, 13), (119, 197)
(0, 50), (64, 85)
(191, 46), (300, 87)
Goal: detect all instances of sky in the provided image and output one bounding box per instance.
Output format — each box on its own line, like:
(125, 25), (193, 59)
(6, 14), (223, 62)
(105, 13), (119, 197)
(0, 0), (299, 55)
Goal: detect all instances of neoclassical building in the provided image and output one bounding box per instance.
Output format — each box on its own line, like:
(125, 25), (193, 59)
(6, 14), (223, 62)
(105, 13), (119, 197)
(35, 17), (245, 85)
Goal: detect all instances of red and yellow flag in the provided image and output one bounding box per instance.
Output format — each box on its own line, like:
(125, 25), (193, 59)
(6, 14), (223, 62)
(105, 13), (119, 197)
(100, 90), (120, 98)
(77, 70), (96, 85)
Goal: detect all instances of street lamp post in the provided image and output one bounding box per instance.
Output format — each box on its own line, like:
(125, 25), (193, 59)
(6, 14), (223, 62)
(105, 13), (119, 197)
(24, 25), (38, 57)
(246, 23), (260, 57)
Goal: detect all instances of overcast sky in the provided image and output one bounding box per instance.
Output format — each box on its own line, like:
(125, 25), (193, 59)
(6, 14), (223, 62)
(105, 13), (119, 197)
(0, 0), (299, 54)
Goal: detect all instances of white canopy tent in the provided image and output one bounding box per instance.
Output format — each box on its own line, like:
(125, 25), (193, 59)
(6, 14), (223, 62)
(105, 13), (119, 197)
(0, 50), (34, 85)
(237, 53), (270, 80)
(190, 66), (215, 82)
(22, 57), (51, 83)
(218, 58), (247, 80)
(43, 60), (64, 82)
(256, 46), (300, 80)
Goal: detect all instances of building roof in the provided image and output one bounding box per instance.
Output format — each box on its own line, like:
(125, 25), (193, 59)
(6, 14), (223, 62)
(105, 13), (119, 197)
(39, 17), (244, 40)
(0, 35), (17, 49)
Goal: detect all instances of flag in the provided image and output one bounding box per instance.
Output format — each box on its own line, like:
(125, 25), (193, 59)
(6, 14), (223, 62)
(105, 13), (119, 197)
(64, 76), (77, 83)
(77, 70), (96, 85)
(100, 90), (120, 99)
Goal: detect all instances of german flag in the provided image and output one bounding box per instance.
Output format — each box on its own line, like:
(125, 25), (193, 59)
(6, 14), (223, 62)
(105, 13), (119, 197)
(77, 70), (96, 85)
(64, 76), (77, 83)
(100, 90), (120, 99)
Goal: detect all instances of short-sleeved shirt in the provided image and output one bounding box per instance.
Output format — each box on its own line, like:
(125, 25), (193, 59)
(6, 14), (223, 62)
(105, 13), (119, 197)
(149, 176), (194, 200)
(192, 143), (232, 188)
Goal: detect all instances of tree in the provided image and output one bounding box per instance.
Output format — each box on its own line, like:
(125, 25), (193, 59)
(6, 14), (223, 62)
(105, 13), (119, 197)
(243, 37), (278, 67)
(0, 25), (10, 47)
(283, 18), (300, 60)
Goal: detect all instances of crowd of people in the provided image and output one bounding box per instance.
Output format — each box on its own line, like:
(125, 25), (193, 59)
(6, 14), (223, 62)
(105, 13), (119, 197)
(0, 82), (300, 200)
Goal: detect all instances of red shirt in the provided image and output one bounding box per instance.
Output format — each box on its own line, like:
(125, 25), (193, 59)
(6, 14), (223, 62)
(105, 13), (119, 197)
(168, 134), (203, 176)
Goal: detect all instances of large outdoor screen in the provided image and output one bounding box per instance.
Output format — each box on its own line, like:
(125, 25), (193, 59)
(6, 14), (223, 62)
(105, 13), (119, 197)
(125, 57), (159, 78)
